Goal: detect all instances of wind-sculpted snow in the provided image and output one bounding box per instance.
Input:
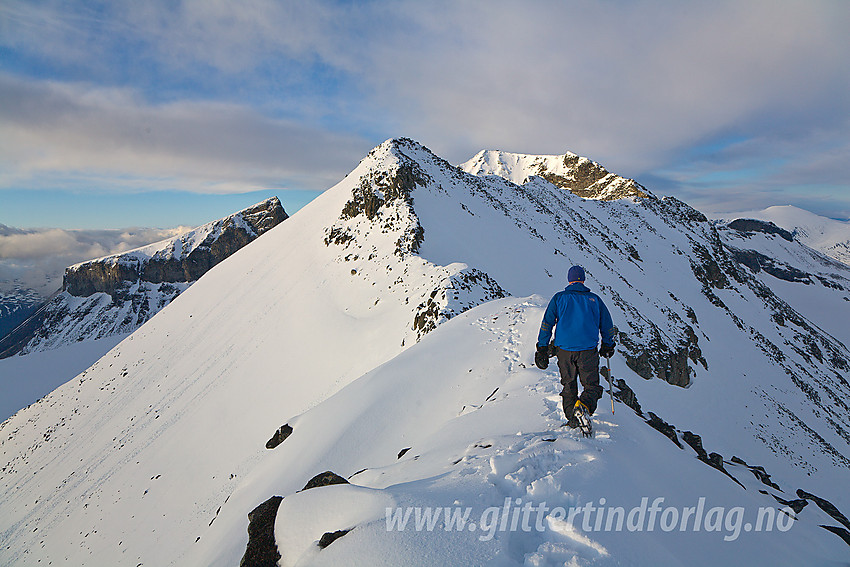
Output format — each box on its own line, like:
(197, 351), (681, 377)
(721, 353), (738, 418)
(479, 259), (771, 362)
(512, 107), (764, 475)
(0, 138), (848, 566)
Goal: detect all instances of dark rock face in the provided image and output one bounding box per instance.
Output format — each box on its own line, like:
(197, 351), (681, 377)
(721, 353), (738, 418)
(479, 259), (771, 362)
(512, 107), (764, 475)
(240, 495), (284, 567)
(820, 525), (850, 547)
(796, 489), (850, 531)
(795, 489), (850, 548)
(317, 529), (350, 549)
(646, 412), (682, 448)
(326, 150), (427, 257)
(728, 218), (794, 242)
(240, 471), (351, 566)
(728, 248), (811, 283)
(412, 268), (507, 340)
(64, 262), (139, 297)
(729, 456), (781, 490)
(619, 325), (705, 388)
(302, 471), (350, 491)
(65, 198), (288, 298)
(537, 154), (649, 200)
(613, 379), (642, 415)
(265, 424), (293, 450)
(771, 494), (808, 514)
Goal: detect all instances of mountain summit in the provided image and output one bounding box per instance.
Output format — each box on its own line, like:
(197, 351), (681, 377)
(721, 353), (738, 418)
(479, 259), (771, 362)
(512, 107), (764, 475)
(1, 139), (848, 566)
(461, 149), (650, 200)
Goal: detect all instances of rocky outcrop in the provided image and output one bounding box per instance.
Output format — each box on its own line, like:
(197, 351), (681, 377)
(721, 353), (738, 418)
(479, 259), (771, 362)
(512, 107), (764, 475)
(265, 423), (293, 449)
(617, 374), (850, 548)
(460, 148), (650, 201)
(65, 198), (287, 298)
(537, 153), (649, 200)
(240, 496), (284, 567)
(241, 471), (351, 566)
(412, 268), (508, 340)
(301, 471), (350, 491)
(728, 248), (811, 283)
(728, 218), (794, 241)
(317, 529), (350, 549)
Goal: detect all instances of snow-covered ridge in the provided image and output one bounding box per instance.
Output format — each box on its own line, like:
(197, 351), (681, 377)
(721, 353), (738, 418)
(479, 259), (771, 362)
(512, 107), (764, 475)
(713, 205), (850, 266)
(1, 139), (848, 565)
(461, 148), (651, 201)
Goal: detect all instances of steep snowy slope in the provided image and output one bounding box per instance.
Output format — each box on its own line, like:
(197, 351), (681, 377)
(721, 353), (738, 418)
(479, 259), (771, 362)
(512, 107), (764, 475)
(191, 298), (849, 566)
(0, 141), (507, 566)
(0, 334), (127, 422)
(714, 205), (850, 266)
(0, 197), (287, 358)
(1, 139), (848, 565)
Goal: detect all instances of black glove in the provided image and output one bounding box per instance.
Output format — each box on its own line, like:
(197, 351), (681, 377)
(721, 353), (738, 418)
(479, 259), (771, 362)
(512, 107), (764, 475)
(599, 342), (615, 358)
(535, 345), (549, 369)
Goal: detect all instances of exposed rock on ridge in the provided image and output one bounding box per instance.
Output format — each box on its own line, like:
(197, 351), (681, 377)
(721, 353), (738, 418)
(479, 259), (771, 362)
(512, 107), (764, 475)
(461, 149), (650, 200)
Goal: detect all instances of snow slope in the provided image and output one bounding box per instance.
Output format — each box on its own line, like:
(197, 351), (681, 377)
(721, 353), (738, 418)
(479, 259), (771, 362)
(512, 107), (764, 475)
(194, 297), (848, 566)
(714, 221), (850, 349)
(714, 205), (850, 266)
(1, 139), (848, 565)
(0, 334), (127, 423)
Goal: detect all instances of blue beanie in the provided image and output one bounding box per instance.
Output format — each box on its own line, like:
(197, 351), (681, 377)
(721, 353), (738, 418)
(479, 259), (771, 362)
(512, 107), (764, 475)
(568, 265), (585, 283)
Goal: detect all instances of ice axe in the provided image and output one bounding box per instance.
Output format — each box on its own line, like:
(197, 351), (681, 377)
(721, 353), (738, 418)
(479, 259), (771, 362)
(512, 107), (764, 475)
(601, 326), (618, 414)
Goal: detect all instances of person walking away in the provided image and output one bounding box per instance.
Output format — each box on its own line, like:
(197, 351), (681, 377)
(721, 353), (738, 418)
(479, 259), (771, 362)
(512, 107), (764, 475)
(535, 265), (616, 429)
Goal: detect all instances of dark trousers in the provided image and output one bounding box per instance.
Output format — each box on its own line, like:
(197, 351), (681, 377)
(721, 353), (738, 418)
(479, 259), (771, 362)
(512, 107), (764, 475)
(556, 348), (603, 416)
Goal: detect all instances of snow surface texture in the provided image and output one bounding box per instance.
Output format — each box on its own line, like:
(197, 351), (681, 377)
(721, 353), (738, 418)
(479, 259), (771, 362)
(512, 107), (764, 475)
(1, 139), (848, 565)
(0, 334), (126, 423)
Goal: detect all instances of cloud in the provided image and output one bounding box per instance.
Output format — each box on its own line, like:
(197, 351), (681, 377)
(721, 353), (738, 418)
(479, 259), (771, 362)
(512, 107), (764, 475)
(0, 225), (188, 295)
(0, 73), (371, 193)
(1, 0), (848, 217)
(347, 2), (850, 171)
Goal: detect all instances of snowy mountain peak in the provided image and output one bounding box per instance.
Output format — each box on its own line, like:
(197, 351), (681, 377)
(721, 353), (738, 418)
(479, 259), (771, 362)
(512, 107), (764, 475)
(460, 148), (651, 201)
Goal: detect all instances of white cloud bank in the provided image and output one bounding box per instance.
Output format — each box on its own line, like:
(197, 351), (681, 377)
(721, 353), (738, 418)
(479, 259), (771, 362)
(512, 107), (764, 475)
(0, 225), (188, 295)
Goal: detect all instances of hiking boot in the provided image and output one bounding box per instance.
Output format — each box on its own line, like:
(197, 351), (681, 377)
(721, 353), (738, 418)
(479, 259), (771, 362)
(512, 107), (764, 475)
(573, 401), (593, 437)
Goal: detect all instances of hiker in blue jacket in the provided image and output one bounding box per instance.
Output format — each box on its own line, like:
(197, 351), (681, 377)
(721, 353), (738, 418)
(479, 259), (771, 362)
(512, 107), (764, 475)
(535, 265), (616, 427)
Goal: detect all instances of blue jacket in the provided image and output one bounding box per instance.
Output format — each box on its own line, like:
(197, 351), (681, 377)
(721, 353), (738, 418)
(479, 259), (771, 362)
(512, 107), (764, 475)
(537, 283), (615, 351)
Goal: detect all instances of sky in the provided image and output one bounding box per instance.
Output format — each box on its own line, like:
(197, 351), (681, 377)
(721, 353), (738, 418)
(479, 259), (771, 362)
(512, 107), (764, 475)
(1, 2), (849, 239)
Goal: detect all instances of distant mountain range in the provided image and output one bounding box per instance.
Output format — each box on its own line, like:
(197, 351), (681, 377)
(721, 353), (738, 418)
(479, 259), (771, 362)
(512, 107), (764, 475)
(0, 197), (287, 358)
(713, 205), (850, 266)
